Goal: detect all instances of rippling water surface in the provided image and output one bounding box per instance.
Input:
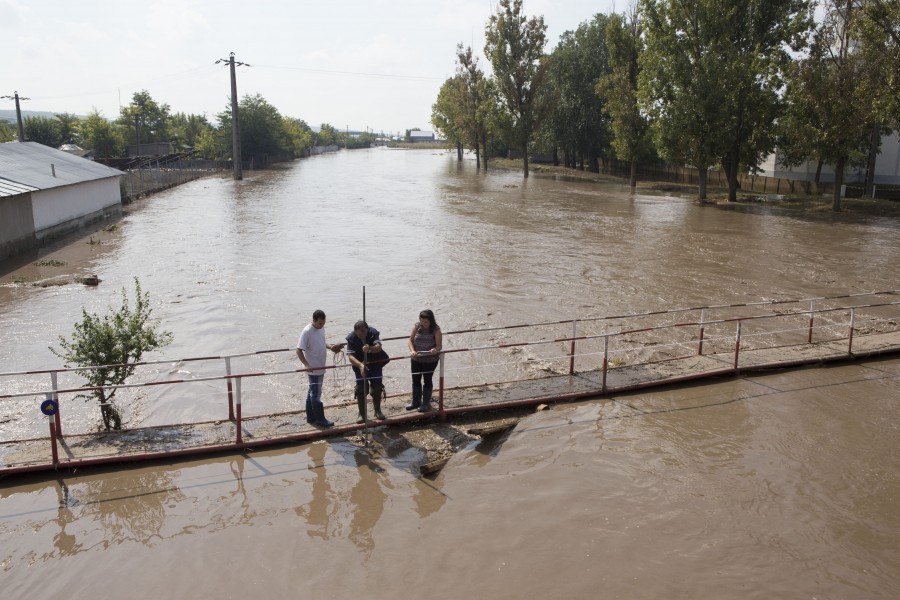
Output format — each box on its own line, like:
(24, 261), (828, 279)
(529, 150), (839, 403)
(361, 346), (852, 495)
(1, 149), (899, 597)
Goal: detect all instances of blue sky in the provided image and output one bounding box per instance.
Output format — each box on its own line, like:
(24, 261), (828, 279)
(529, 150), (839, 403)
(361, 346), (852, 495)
(1, 0), (620, 133)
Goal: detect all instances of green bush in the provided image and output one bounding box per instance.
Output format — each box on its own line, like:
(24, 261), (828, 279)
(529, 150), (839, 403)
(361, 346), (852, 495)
(51, 279), (172, 431)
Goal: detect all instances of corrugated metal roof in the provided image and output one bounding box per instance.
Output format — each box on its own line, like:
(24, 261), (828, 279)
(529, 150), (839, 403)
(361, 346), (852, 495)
(0, 141), (122, 197)
(0, 177), (38, 196)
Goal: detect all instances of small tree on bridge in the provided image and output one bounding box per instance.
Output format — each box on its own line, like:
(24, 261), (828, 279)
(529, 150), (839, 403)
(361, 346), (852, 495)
(51, 279), (172, 431)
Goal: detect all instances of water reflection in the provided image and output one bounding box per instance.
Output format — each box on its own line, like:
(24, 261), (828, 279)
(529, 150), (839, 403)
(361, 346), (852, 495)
(52, 480), (78, 557)
(294, 441), (333, 541)
(345, 446), (390, 558)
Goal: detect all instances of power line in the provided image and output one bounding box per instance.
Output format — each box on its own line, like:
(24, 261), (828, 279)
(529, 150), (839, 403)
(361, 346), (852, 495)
(252, 64), (442, 81)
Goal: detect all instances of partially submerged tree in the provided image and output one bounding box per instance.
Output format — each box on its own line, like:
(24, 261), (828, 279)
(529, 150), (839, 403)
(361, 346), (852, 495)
(484, 0), (550, 177)
(456, 44), (491, 169)
(597, 8), (649, 185)
(640, 0), (730, 199)
(432, 75), (469, 160)
(784, 0), (880, 210)
(51, 279), (172, 431)
(639, 0), (810, 201)
(548, 14), (613, 173)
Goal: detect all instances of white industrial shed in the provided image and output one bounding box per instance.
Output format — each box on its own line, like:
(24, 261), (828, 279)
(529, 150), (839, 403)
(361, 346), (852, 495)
(0, 142), (123, 261)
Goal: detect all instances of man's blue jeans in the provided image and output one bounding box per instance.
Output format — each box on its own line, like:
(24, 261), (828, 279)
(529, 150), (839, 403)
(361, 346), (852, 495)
(307, 374), (323, 404)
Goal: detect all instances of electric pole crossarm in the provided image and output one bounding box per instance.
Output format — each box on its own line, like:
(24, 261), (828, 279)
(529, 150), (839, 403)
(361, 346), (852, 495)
(1, 91), (30, 142)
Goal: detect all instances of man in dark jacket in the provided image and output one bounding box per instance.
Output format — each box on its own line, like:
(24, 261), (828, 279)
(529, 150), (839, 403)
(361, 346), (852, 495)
(345, 320), (387, 423)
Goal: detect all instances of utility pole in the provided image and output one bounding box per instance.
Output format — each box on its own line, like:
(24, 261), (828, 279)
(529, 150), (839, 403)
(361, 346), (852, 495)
(134, 115), (142, 156)
(1, 91), (29, 141)
(216, 53), (250, 180)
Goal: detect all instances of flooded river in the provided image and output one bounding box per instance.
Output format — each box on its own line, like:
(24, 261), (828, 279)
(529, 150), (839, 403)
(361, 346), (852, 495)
(1, 149), (899, 597)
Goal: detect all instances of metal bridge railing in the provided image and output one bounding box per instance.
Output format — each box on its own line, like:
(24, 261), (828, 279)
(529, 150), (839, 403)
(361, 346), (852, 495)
(1, 292), (898, 466)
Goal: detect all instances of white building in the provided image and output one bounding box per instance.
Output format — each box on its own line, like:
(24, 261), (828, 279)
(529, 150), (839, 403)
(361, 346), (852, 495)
(760, 133), (900, 186)
(0, 142), (123, 261)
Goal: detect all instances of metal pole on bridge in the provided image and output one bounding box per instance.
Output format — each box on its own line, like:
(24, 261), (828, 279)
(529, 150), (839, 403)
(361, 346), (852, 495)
(438, 352), (445, 421)
(808, 300), (815, 343)
(569, 320), (577, 375)
(733, 320), (742, 372)
(848, 308), (855, 356)
(602, 335), (609, 393)
(41, 394), (60, 468)
(698, 309), (706, 355)
(225, 357), (235, 421)
(50, 371), (62, 437)
(234, 376), (243, 444)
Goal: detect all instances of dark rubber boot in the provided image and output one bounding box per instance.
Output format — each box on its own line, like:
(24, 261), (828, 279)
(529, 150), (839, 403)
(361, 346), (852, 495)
(418, 393), (432, 413)
(406, 383), (421, 411)
(372, 384), (386, 420)
(306, 399), (314, 423)
(312, 401), (333, 428)
(355, 384), (367, 424)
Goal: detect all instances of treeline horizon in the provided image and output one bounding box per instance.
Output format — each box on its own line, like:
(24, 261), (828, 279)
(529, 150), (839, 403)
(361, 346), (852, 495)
(431, 0), (899, 209)
(0, 92), (431, 167)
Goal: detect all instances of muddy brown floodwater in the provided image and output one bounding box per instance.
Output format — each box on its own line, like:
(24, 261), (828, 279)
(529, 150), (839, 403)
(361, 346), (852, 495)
(1, 148), (899, 597)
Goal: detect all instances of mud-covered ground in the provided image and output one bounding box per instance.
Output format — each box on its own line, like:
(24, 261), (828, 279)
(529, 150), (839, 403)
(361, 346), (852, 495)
(354, 408), (530, 475)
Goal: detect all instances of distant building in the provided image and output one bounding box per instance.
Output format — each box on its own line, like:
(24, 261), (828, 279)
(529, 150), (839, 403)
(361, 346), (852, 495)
(59, 143), (93, 160)
(127, 141), (174, 157)
(409, 131), (435, 143)
(0, 142), (123, 261)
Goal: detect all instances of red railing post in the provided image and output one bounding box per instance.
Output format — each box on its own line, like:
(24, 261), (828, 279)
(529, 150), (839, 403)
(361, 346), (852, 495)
(601, 335), (609, 393)
(848, 308), (855, 356)
(698, 309), (706, 355)
(50, 371), (62, 437)
(234, 376), (242, 444)
(48, 414), (59, 468)
(569, 320), (576, 375)
(733, 320), (742, 372)
(807, 300), (815, 343)
(225, 357), (235, 421)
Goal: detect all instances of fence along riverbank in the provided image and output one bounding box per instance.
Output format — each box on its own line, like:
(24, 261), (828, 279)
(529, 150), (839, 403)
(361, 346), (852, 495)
(1, 291), (898, 476)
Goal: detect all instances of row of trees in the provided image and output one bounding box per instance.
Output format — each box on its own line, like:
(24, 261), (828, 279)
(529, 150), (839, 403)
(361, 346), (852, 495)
(2, 90), (382, 166)
(432, 0), (899, 209)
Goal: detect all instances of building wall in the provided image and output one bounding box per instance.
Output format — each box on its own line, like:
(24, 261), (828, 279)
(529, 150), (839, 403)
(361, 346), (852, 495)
(31, 177), (122, 240)
(0, 193), (36, 261)
(760, 132), (900, 185)
(874, 132), (900, 184)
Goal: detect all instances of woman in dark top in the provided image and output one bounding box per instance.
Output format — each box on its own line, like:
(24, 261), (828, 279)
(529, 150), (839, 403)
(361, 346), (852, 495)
(407, 309), (442, 412)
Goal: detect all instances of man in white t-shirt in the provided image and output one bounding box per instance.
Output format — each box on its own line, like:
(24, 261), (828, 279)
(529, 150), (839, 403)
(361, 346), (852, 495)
(296, 309), (344, 427)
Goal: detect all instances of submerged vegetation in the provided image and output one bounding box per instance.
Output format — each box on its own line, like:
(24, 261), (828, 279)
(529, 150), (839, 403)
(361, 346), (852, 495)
(51, 279), (172, 431)
(431, 0), (899, 209)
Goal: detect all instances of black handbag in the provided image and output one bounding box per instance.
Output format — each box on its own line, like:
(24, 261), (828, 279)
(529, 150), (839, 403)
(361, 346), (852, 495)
(367, 349), (391, 368)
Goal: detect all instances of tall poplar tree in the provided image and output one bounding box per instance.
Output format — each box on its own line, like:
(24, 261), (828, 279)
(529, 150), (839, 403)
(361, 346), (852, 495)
(432, 75), (469, 160)
(457, 44), (490, 169)
(598, 8), (649, 187)
(484, 0), (550, 177)
(547, 14), (613, 173)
